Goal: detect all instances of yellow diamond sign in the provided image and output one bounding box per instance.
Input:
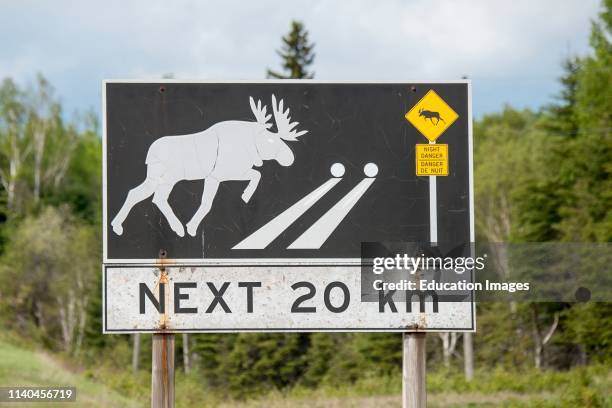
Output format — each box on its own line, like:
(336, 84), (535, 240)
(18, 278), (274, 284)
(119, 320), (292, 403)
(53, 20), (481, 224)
(405, 90), (458, 142)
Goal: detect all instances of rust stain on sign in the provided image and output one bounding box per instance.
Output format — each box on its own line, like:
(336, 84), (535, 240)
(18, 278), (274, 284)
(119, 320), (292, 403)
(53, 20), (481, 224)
(156, 249), (171, 331)
(157, 269), (169, 330)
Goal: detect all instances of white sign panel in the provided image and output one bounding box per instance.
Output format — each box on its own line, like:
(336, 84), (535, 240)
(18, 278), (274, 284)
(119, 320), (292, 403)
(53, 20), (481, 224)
(104, 266), (475, 333)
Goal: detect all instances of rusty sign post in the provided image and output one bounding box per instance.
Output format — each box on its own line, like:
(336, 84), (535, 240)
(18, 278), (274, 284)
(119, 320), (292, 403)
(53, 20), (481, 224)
(150, 250), (174, 408)
(102, 81), (475, 408)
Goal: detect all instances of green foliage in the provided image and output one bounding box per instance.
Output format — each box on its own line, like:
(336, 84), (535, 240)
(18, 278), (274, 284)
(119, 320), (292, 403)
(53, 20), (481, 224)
(221, 333), (310, 397)
(427, 364), (611, 407)
(0, 206), (98, 353)
(191, 333), (237, 388)
(563, 303), (612, 363)
(563, 1), (612, 241)
(514, 1), (611, 243)
(307, 334), (364, 386)
(301, 333), (338, 386)
(353, 333), (402, 375)
(301, 333), (383, 387)
(267, 21), (315, 79)
(0, 75), (86, 218)
(540, 57), (582, 137)
(576, 0), (612, 134)
(473, 0), (611, 374)
(51, 119), (102, 224)
(474, 106), (549, 242)
(473, 303), (531, 369)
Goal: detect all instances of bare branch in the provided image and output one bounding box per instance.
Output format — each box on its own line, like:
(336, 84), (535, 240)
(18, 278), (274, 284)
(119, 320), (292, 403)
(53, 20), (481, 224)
(543, 312), (560, 346)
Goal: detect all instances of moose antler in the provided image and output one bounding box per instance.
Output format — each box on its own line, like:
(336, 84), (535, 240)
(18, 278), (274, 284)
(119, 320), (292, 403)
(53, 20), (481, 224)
(249, 97), (273, 129)
(271, 94), (308, 141)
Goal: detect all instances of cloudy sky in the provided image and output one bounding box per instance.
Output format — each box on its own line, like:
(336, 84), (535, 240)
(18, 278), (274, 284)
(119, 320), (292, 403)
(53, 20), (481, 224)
(0, 0), (601, 117)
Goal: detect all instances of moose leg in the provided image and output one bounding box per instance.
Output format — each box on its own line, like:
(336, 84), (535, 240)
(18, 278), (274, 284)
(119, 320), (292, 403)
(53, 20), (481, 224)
(241, 169), (261, 203)
(152, 183), (185, 237)
(186, 178), (220, 237)
(111, 178), (156, 235)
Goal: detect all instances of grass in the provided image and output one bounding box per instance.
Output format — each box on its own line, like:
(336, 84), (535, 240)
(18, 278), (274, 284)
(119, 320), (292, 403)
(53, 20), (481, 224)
(0, 334), (610, 407)
(0, 338), (141, 408)
(217, 366), (612, 407)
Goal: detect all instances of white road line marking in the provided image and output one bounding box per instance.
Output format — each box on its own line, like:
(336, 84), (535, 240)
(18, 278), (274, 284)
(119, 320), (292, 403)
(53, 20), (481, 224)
(232, 178), (342, 249)
(288, 177), (376, 249)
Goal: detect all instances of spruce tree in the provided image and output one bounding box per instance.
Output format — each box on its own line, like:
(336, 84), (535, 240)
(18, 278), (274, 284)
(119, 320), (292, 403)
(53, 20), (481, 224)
(541, 57), (582, 137)
(267, 21), (315, 79)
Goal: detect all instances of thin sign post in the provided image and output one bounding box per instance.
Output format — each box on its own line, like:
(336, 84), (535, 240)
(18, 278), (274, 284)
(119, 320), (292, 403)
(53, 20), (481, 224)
(403, 332), (426, 407)
(150, 250), (174, 408)
(152, 333), (174, 408)
(403, 88), (461, 408)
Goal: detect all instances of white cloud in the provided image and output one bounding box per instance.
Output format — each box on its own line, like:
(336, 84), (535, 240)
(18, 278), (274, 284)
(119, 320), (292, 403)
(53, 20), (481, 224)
(0, 0), (601, 115)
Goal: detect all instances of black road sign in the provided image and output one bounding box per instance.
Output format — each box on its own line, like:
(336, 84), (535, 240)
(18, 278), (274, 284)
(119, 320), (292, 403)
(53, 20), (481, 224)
(103, 81), (472, 263)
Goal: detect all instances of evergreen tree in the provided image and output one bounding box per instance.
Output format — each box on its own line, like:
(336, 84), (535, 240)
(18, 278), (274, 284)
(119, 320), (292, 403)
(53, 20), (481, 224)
(564, 303), (612, 363)
(82, 272), (106, 351)
(191, 333), (236, 387)
(221, 333), (309, 396)
(512, 0), (611, 369)
(556, 0), (612, 366)
(565, 0), (612, 241)
(518, 0), (611, 242)
(302, 333), (337, 386)
(302, 333), (364, 386)
(540, 57), (582, 137)
(267, 21), (315, 79)
(353, 333), (402, 375)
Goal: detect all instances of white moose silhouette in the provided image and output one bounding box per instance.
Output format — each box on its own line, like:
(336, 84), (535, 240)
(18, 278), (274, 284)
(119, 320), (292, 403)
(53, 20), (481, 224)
(111, 94), (308, 237)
